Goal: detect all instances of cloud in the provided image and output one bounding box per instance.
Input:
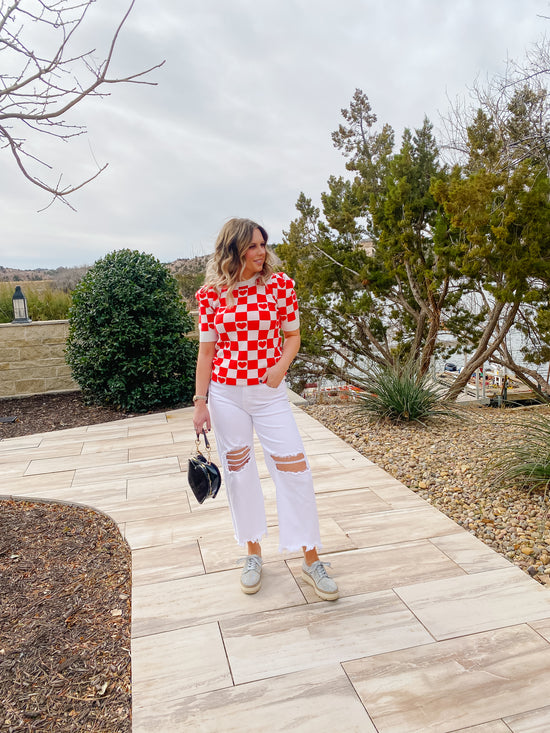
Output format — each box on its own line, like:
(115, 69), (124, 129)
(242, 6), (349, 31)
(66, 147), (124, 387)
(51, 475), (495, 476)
(1, 0), (548, 268)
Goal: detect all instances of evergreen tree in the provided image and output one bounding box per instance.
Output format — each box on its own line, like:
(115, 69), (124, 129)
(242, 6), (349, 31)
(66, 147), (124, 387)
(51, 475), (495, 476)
(279, 91), (456, 385)
(433, 87), (550, 399)
(280, 84), (550, 401)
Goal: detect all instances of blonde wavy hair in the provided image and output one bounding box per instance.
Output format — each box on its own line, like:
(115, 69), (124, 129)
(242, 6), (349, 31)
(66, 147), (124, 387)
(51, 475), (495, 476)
(204, 218), (277, 294)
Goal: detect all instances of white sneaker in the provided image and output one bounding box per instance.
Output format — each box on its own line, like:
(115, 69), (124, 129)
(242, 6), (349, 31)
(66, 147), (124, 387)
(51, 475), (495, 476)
(238, 554), (262, 594)
(302, 560), (339, 601)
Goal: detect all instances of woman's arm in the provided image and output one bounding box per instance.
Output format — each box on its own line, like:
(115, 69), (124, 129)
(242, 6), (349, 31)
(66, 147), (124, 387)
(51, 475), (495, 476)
(263, 328), (300, 388)
(193, 340), (216, 434)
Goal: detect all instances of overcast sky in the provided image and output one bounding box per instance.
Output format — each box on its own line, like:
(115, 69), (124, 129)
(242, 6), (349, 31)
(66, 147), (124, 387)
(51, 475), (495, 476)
(2, 0), (550, 270)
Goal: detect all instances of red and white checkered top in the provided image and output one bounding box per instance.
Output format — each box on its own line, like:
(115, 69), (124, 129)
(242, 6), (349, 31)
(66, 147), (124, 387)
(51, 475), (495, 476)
(196, 272), (300, 386)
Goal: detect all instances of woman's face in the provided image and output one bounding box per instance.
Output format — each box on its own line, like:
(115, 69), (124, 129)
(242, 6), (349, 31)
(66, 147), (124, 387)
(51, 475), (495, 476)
(240, 228), (266, 280)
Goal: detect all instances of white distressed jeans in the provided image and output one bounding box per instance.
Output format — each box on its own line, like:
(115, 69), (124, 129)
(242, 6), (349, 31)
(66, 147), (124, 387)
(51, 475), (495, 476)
(208, 380), (321, 552)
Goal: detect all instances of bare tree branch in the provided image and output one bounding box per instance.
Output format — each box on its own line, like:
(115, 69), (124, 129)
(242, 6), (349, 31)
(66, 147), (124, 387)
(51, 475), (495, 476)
(0, 0), (165, 205)
(440, 38), (550, 176)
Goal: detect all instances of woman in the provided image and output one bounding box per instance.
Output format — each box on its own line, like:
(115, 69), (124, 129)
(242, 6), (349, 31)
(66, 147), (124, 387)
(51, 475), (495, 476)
(193, 218), (338, 601)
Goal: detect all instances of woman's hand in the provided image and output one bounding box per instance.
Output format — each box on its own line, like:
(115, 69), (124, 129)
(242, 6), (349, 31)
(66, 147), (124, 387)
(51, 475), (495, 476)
(262, 363), (286, 388)
(193, 401), (211, 434)
(262, 328), (301, 389)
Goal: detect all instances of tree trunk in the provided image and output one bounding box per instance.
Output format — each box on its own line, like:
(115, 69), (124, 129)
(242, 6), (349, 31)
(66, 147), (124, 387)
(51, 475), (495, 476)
(419, 310), (441, 376)
(491, 350), (550, 404)
(445, 300), (519, 400)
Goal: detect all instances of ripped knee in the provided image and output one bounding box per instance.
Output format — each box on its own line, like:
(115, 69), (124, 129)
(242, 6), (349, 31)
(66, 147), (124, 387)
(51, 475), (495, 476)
(272, 453), (308, 473)
(226, 446), (251, 472)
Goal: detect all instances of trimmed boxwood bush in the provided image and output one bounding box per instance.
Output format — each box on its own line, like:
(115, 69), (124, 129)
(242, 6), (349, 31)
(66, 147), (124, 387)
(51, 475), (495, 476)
(66, 249), (197, 412)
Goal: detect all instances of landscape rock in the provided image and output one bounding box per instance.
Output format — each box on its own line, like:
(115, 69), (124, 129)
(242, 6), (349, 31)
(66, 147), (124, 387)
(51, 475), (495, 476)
(304, 401), (550, 587)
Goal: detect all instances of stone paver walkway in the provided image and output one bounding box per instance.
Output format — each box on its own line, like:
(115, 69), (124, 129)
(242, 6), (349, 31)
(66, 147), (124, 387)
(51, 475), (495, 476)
(2, 403), (550, 732)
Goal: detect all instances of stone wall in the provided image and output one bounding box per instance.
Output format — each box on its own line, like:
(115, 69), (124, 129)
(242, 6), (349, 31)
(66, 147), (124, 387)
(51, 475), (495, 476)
(0, 312), (200, 399)
(0, 320), (78, 399)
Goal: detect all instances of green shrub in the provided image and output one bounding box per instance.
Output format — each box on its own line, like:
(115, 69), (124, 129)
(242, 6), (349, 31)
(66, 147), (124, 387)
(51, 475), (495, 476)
(66, 249), (198, 412)
(491, 412), (550, 492)
(355, 359), (461, 425)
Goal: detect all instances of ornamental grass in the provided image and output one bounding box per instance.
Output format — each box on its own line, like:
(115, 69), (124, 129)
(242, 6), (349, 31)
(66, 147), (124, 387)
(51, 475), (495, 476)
(491, 412), (550, 493)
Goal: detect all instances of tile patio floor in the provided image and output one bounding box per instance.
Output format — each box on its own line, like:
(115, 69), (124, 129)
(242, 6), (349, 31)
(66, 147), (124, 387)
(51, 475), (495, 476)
(2, 402), (550, 732)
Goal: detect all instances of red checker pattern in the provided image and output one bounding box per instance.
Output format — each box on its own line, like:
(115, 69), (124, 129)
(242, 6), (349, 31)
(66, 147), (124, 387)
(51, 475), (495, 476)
(196, 272), (300, 385)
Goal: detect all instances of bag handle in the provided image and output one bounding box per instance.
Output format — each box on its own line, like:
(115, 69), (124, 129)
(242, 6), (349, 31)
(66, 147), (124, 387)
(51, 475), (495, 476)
(195, 429), (212, 460)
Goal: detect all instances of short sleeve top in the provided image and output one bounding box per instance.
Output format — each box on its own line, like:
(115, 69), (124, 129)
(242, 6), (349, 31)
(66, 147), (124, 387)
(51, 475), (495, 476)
(195, 272), (300, 386)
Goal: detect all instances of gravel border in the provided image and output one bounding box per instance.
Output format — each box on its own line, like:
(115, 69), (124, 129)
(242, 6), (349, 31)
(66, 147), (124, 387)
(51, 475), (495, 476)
(303, 401), (550, 587)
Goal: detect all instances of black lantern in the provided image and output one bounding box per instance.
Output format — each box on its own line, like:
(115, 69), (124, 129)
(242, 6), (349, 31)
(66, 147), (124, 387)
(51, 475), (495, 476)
(12, 286), (31, 323)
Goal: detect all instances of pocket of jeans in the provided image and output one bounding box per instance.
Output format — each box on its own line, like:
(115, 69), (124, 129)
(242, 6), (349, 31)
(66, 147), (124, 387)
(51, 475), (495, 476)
(261, 379), (286, 392)
(259, 380), (276, 390)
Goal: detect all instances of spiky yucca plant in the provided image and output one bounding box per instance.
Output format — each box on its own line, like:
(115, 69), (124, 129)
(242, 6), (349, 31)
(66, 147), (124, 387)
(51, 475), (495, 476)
(355, 360), (461, 425)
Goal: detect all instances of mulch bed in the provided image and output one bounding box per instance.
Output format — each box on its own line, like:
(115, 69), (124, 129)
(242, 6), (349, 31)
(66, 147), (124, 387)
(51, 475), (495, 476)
(0, 392), (133, 439)
(0, 500), (131, 732)
(0, 392), (170, 732)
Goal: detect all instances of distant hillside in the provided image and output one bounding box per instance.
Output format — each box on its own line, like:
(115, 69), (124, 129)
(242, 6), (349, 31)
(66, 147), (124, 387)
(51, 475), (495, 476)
(0, 266), (91, 292)
(0, 257), (209, 309)
(168, 255), (210, 276)
(1, 255), (210, 284)
(0, 266), (56, 282)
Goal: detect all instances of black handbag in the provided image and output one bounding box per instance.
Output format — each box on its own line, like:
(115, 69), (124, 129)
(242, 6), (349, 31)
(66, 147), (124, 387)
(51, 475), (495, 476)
(187, 430), (221, 504)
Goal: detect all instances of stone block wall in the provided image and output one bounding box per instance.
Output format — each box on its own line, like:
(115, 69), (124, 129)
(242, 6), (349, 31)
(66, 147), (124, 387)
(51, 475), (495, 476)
(0, 312), (200, 400)
(0, 320), (78, 398)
